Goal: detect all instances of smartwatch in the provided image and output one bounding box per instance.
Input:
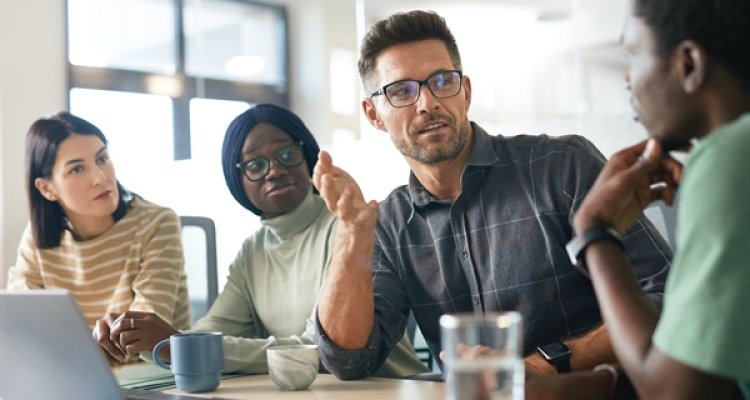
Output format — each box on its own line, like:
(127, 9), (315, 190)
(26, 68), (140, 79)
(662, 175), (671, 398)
(565, 225), (625, 277)
(537, 340), (572, 373)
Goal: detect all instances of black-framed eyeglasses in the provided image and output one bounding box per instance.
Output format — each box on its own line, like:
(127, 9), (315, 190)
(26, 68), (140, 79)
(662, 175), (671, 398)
(235, 141), (305, 181)
(369, 70), (463, 108)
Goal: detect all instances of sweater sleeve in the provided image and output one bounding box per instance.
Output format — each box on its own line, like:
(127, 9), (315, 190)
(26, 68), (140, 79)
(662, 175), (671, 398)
(7, 225), (44, 290)
(191, 242), (315, 374)
(128, 209), (188, 325)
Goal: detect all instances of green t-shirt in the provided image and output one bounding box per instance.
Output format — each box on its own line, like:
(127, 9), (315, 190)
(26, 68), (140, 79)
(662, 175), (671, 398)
(653, 113), (750, 396)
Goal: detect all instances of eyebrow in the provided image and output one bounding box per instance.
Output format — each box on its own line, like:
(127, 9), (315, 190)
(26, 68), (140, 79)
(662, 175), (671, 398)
(63, 146), (107, 166)
(242, 138), (294, 157)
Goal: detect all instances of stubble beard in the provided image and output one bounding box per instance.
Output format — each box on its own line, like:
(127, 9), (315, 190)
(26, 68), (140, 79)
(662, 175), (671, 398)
(396, 119), (471, 164)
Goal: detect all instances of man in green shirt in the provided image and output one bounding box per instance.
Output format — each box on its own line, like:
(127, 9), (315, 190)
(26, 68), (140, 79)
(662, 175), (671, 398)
(566, 0), (750, 398)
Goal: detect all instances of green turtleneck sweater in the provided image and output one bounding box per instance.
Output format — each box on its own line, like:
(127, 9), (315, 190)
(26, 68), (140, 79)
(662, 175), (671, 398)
(192, 190), (427, 377)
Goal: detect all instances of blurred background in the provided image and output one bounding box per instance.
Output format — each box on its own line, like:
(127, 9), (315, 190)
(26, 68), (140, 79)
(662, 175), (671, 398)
(1, 0), (669, 291)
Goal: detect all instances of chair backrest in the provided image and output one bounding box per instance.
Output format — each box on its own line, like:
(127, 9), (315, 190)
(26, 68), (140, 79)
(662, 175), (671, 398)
(179, 216), (219, 325)
(407, 310), (435, 372)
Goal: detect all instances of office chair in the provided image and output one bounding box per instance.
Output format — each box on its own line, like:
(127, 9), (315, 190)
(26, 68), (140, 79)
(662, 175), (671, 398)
(179, 216), (219, 325)
(406, 311), (435, 372)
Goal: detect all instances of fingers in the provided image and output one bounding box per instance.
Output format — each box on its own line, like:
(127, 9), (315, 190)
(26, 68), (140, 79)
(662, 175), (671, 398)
(313, 151), (333, 190)
(649, 184), (678, 206)
(94, 318), (126, 363)
(660, 156), (683, 185)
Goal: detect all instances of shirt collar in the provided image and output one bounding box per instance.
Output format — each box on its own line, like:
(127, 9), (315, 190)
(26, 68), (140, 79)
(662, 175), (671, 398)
(406, 122), (499, 210)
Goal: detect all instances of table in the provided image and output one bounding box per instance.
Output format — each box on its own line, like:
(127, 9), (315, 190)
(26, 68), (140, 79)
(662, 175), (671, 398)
(163, 373), (445, 400)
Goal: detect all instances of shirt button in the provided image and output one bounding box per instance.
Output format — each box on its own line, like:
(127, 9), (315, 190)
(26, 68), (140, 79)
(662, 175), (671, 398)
(473, 298), (480, 305)
(461, 250), (468, 258)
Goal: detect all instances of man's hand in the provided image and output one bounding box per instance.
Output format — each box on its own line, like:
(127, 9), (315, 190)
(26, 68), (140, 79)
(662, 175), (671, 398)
(313, 150), (378, 230)
(574, 138), (683, 235)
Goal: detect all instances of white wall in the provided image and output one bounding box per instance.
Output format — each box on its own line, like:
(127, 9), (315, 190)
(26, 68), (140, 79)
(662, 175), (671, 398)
(0, 0), (67, 286)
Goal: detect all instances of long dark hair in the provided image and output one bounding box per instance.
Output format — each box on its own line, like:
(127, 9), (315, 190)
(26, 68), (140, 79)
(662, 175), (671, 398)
(25, 111), (130, 249)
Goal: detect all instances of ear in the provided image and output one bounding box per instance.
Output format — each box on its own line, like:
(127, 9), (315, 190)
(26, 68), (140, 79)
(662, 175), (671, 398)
(34, 177), (58, 202)
(462, 75), (473, 112)
(675, 40), (706, 94)
(362, 98), (386, 132)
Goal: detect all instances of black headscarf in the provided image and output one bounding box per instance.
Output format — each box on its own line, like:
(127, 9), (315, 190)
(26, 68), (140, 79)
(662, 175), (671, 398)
(221, 104), (320, 216)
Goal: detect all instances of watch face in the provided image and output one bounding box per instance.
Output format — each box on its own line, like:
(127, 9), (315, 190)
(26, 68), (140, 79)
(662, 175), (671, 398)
(538, 341), (571, 359)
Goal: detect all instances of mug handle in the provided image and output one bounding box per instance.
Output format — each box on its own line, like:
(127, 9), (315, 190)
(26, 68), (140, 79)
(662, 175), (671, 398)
(152, 338), (171, 370)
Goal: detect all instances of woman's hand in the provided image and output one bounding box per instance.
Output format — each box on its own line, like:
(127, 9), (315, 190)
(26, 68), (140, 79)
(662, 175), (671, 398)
(95, 310), (179, 363)
(93, 313), (127, 366)
(574, 138), (683, 235)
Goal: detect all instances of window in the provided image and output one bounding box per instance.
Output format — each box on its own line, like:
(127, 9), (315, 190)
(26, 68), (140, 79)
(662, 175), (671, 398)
(66, 0), (288, 287)
(66, 0), (289, 160)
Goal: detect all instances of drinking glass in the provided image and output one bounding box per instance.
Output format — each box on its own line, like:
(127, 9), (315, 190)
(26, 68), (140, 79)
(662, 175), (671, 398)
(440, 312), (524, 400)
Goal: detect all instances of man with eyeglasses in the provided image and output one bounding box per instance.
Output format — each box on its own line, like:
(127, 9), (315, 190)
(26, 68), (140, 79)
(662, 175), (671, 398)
(313, 10), (672, 381)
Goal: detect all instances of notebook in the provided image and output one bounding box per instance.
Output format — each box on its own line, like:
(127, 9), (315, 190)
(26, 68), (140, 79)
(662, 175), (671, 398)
(0, 290), (214, 400)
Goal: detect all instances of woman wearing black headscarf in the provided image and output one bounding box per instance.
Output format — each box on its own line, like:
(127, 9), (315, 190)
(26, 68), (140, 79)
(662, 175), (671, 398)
(99, 104), (426, 377)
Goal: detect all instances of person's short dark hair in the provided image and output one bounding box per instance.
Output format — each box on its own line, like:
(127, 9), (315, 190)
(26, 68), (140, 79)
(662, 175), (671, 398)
(633, 0), (750, 89)
(25, 111), (130, 249)
(358, 10), (462, 91)
(221, 103), (320, 216)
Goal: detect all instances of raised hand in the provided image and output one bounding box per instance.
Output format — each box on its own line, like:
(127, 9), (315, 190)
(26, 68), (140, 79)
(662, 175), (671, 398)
(574, 138), (683, 235)
(313, 150), (378, 230)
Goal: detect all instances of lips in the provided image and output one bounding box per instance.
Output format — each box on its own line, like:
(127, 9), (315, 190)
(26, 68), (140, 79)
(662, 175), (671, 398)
(94, 190), (112, 200)
(414, 113), (453, 135)
(265, 181), (296, 195)
(417, 122), (448, 133)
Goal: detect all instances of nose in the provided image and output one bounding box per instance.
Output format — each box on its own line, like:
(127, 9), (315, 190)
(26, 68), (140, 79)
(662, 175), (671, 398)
(92, 165), (108, 186)
(264, 160), (288, 180)
(415, 84), (440, 113)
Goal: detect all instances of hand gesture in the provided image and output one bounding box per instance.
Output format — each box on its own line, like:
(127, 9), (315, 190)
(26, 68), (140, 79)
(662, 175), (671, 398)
(575, 139), (683, 235)
(313, 151), (378, 230)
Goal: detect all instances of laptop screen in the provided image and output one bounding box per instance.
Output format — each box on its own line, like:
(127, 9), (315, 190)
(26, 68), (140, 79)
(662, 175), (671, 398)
(0, 290), (125, 400)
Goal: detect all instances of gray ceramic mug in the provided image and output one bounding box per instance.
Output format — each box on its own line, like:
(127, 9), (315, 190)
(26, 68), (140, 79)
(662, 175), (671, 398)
(153, 332), (224, 393)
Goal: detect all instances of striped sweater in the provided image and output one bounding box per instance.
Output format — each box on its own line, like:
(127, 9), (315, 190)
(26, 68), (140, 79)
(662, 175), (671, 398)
(8, 196), (190, 330)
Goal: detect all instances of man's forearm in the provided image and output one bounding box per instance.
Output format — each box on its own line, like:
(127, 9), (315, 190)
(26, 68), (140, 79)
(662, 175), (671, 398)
(586, 241), (660, 370)
(567, 323), (615, 370)
(318, 225), (376, 349)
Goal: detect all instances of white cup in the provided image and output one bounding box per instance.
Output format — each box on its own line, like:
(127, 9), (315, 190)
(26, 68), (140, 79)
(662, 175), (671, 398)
(266, 344), (319, 391)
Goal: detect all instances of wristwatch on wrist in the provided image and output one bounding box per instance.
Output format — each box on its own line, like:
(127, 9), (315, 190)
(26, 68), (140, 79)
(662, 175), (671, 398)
(537, 340), (572, 373)
(565, 225), (625, 277)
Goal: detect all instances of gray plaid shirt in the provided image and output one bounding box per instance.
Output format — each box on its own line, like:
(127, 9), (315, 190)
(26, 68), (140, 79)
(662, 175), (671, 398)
(317, 123), (672, 379)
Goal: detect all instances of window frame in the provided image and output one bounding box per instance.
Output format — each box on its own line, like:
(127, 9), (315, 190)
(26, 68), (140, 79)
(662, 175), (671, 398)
(65, 0), (290, 160)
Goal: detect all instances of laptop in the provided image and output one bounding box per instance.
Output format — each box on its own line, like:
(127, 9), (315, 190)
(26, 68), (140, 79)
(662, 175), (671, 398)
(0, 290), (213, 400)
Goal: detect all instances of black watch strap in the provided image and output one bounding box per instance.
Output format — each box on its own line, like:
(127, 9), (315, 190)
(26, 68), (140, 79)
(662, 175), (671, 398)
(549, 355), (571, 373)
(537, 341), (572, 373)
(565, 225), (625, 277)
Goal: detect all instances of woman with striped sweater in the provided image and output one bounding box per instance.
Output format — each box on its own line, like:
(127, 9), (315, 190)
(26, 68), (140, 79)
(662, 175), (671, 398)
(7, 111), (190, 365)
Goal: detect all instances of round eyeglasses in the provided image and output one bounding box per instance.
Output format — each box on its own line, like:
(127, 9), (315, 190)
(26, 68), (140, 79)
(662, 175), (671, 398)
(235, 142), (305, 181)
(369, 70), (463, 108)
